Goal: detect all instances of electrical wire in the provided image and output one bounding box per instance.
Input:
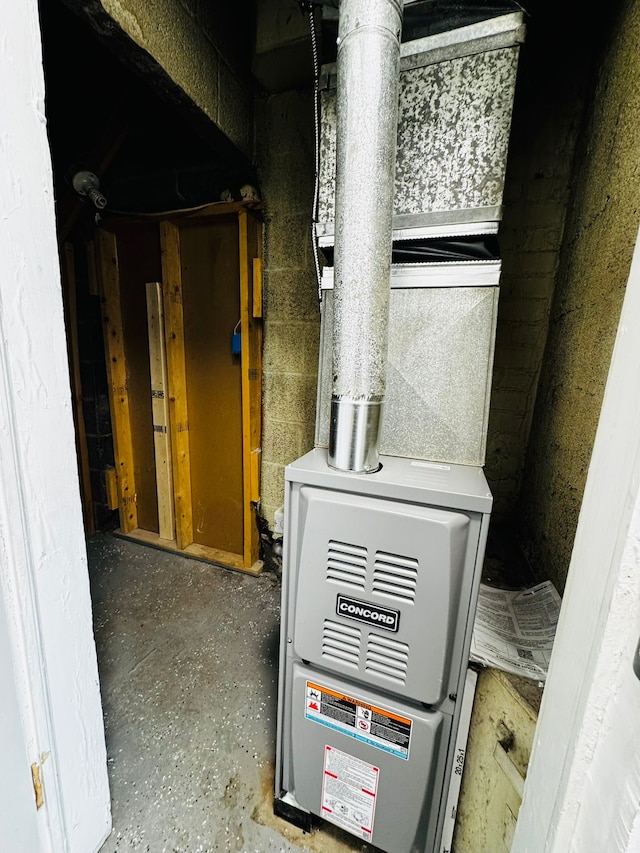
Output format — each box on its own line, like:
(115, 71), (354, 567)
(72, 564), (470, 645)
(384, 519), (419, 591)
(308, 3), (323, 308)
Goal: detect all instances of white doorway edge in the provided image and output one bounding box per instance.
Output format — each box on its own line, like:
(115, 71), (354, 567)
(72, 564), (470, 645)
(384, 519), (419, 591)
(0, 2), (111, 851)
(512, 224), (640, 852)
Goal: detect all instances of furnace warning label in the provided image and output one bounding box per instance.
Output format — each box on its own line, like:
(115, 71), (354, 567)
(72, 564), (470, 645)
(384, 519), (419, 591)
(321, 745), (379, 841)
(305, 681), (412, 759)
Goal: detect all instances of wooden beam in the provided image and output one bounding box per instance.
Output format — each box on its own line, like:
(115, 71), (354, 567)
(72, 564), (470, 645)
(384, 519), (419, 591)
(105, 466), (118, 511)
(115, 528), (262, 576)
(97, 228), (138, 533)
(160, 221), (193, 550)
(252, 256), (263, 319)
(61, 242), (95, 536)
(238, 210), (263, 570)
(145, 281), (175, 541)
(97, 199), (262, 229)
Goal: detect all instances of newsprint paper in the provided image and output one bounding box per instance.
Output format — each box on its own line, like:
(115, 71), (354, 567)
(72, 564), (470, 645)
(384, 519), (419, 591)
(470, 581), (562, 682)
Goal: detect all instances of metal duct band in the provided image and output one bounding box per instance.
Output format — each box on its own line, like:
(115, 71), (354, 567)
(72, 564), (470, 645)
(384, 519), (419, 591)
(328, 398), (383, 473)
(329, 0), (403, 473)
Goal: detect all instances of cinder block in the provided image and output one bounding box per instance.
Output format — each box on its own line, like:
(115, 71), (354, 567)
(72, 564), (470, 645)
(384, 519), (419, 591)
(487, 409), (526, 437)
(491, 366), (537, 393)
(493, 344), (540, 371)
(499, 274), (557, 300)
(498, 296), (551, 323)
(496, 320), (548, 348)
(262, 418), (303, 466)
(263, 319), (309, 374)
(262, 371), (317, 424)
(260, 461), (286, 514)
(263, 267), (319, 321)
(489, 388), (529, 413)
(502, 250), (559, 277)
(264, 214), (311, 269)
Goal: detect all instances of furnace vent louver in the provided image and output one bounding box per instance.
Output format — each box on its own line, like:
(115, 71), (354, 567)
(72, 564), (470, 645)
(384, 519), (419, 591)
(326, 540), (367, 589)
(366, 633), (410, 684)
(373, 551), (419, 603)
(322, 619), (361, 668)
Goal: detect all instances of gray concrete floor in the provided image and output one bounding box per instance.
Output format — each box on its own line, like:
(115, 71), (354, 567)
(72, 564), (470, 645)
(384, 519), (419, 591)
(88, 533), (370, 853)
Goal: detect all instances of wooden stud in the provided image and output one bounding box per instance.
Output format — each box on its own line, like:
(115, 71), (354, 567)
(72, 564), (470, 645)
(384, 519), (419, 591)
(160, 221), (193, 550)
(146, 282), (175, 542)
(252, 256), (263, 318)
(238, 210), (253, 568)
(250, 448), (262, 504)
(238, 210), (264, 570)
(105, 466), (119, 510)
(97, 228), (138, 533)
(61, 242), (95, 536)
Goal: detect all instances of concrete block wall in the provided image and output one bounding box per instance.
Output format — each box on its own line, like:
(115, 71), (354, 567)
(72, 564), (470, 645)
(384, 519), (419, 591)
(516, 0), (640, 593)
(99, 0), (254, 156)
(254, 90), (320, 527)
(483, 4), (589, 524)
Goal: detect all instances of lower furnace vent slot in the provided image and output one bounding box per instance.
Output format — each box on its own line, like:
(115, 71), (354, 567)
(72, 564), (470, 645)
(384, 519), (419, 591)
(373, 551), (419, 603)
(366, 633), (410, 684)
(327, 540), (368, 589)
(322, 619), (361, 667)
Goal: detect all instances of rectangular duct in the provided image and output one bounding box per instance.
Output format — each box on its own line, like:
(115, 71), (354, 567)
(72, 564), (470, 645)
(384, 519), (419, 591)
(316, 260), (501, 465)
(317, 12), (525, 241)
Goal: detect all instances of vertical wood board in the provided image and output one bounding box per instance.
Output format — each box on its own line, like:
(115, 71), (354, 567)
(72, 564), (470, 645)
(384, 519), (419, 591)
(252, 256), (263, 318)
(105, 466), (119, 511)
(113, 224), (161, 534)
(97, 228), (138, 533)
(239, 210), (263, 567)
(146, 281), (175, 541)
(160, 220), (194, 549)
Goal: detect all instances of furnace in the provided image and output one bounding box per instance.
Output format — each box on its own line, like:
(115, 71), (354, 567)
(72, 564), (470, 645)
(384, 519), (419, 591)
(275, 450), (491, 852)
(274, 1), (524, 850)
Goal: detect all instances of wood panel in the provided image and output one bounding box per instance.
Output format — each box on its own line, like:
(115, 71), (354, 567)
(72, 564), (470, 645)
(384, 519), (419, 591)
(97, 229), (138, 533)
(146, 282), (175, 541)
(179, 217), (244, 556)
(160, 221), (194, 550)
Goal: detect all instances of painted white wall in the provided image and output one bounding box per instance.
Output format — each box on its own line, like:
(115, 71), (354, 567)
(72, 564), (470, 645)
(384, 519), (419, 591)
(0, 1), (112, 851)
(512, 224), (640, 852)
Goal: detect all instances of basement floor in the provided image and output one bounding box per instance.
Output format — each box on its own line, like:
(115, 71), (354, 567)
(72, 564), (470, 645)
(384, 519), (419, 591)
(88, 532), (374, 853)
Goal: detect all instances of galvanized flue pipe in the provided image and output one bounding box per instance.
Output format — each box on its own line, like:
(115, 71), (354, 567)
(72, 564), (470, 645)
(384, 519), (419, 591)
(328, 0), (404, 473)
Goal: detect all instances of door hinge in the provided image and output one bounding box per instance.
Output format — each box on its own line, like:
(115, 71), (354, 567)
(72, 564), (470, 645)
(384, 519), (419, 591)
(31, 762), (44, 810)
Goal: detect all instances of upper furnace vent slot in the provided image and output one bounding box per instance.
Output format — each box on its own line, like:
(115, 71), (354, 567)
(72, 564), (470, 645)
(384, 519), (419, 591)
(327, 540), (367, 589)
(373, 551), (419, 603)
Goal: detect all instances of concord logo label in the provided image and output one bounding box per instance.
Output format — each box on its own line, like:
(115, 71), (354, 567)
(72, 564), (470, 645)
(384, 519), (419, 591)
(336, 595), (400, 633)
